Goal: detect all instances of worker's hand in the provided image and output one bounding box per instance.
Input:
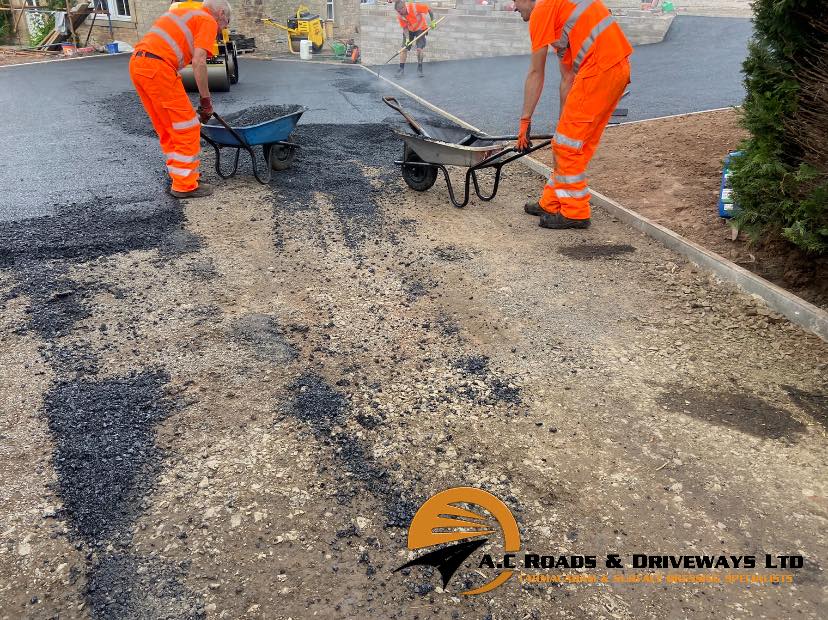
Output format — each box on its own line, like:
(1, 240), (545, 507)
(429, 19), (438, 29)
(404, 39), (413, 49)
(197, 97), (213, 124)
(516, 117), (532, 152)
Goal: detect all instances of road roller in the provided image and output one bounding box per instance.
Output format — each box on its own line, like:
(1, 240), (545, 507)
(173, 0), (239, 93)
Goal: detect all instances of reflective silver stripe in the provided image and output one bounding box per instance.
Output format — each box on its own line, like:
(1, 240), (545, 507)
(167, 164), (197, 176)
(148, 27), (183, 68)
(556, 187), (590, 199)
(172, 116), (200, 130)
(166, 152), (199, 163)
(162, 11), (198, 58)
(555, 173), (587, 184)
(553, 0), (595, 51)
(573, 15), (615, 72)
(554, 132), (583, 150)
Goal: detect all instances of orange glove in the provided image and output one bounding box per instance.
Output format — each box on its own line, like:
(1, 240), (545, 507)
(516, 117), (532, 152)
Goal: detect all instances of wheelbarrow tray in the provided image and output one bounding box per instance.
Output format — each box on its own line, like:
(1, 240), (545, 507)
(393, 128), (511, 168)
(202, 106), (308, 147)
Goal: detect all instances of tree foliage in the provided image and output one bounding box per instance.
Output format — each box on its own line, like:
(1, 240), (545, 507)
(731, 0), (828, 254)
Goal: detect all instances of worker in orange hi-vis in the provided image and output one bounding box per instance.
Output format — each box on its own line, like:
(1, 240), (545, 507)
(394, 0), (437, 78)
(513, 0), (632, 229)
(129, 0), (232, 198)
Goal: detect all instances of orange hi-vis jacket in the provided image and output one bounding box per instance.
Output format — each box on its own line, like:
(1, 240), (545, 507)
(529, 0), (632, 78)
(135, 6), (218, 70)
(397, 3), (431, 31)
(529, 0), (632, 220)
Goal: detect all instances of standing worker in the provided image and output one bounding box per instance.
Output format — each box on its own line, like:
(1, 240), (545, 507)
(129, 0), (232, 198)
(514, 0), (631, 229)
(394, 0), (437, 78)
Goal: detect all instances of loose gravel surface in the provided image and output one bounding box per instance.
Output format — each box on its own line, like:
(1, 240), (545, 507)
(0, 119), (826, 619)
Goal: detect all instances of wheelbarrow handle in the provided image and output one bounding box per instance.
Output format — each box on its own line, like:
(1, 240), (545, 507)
(480, 134), (556, 141)
(382, 96), (430, 138)
(204, 111), (252, 150)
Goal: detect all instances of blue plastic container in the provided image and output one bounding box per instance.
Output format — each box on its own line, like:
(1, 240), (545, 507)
(718, 151), (742, 218)
(106, 42), (119, 54)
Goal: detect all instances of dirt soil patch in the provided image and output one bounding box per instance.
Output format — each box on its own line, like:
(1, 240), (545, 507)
(1, 119), (826, 619)
(533, 109), (828, 309)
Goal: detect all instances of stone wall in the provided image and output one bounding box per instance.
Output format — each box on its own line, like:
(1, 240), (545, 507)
(358, 0), (674, 66)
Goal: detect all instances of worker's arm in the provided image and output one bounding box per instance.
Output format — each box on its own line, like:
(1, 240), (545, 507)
(559, 59), (575, 114)
(192, 47), (213, 123)
(520, 46), (547, 120)
(516, 46), (547, 151)
(192, 47), (210, 100)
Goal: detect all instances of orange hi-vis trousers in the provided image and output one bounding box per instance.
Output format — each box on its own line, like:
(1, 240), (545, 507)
(540, 58), (630, 220)
(129, 54), (202, 193)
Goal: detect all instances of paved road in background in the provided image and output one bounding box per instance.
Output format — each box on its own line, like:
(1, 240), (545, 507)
(383, 16), (753, 135)
(1, 15), (751, 221)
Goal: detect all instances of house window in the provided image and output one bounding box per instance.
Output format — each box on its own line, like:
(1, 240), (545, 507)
(326, 0), (334, 20)
(106, 0), (131, 21)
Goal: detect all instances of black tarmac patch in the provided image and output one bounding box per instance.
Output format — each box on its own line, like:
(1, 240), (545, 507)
(97, 91), (157, 138)
(287, 373), (417, 527)
(86, 552), (204, 620)
(657, 385), (807, 440)
(43, 371), (173, 544)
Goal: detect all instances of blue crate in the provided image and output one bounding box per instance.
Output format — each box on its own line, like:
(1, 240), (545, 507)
(718, 151), (742, 218)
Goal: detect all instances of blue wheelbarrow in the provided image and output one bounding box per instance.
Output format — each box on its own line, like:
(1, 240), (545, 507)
(200, 106), (307, 184)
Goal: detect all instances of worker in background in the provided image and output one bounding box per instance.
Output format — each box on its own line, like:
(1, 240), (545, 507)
(394, 0), (437, 77)
(129, 0), (232, 198)
(514, 0), (631, 229)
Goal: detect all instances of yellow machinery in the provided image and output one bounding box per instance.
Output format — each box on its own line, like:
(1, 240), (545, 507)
(172, 1), (239, 93)
(262, 5), (325, 54)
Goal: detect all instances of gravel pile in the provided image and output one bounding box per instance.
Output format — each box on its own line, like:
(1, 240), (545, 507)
(210, 104), (304, 127)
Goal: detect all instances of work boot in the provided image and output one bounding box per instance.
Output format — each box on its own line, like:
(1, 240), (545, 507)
(524, 201), (542, 216)
(395, 66), (404, 77)
(417, 64), (424, 77)
(539, 211), (590, 229)
(170, 182), (214, 199)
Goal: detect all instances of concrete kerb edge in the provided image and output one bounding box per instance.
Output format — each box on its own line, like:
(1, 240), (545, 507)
(0, 51), (130, 69)
(521, 153), (828, 342)
(365, 65), (828, 342)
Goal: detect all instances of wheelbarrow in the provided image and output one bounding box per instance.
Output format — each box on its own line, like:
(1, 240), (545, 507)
(200, 106), (307, 184)
(383, 96), (553, 208)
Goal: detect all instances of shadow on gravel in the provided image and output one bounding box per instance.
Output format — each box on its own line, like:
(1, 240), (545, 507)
(783, 385), (827, 431)
(558, 244), (636, 260)
(287, 373), (418, 527)
(657, 385), (807, 440)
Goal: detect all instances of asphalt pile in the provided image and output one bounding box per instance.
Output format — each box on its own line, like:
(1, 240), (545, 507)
(209, 104), (304, 127)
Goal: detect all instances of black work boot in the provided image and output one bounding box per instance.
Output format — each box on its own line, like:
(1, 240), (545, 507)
(170, 182), (214, 199)
(524, 201), (542, 216)
(417, 63), (423, 77)
(539, 211), (591, 229)
(395, 65), (404, 77)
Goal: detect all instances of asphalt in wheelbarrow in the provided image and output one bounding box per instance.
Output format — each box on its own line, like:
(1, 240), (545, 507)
(207, 104), (305, 128)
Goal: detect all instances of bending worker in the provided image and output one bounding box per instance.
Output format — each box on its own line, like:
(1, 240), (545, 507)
(514, 0), (631, 229)
(129, 0), (232, 199)
(394, 0), (436, 77)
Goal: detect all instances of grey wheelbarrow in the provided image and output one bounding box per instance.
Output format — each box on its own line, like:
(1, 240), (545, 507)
(383, 96), (553, 208)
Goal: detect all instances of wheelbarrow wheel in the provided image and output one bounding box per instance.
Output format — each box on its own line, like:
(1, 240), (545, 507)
(264, 143), (296, 171)
(402, 149), (437, 192)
